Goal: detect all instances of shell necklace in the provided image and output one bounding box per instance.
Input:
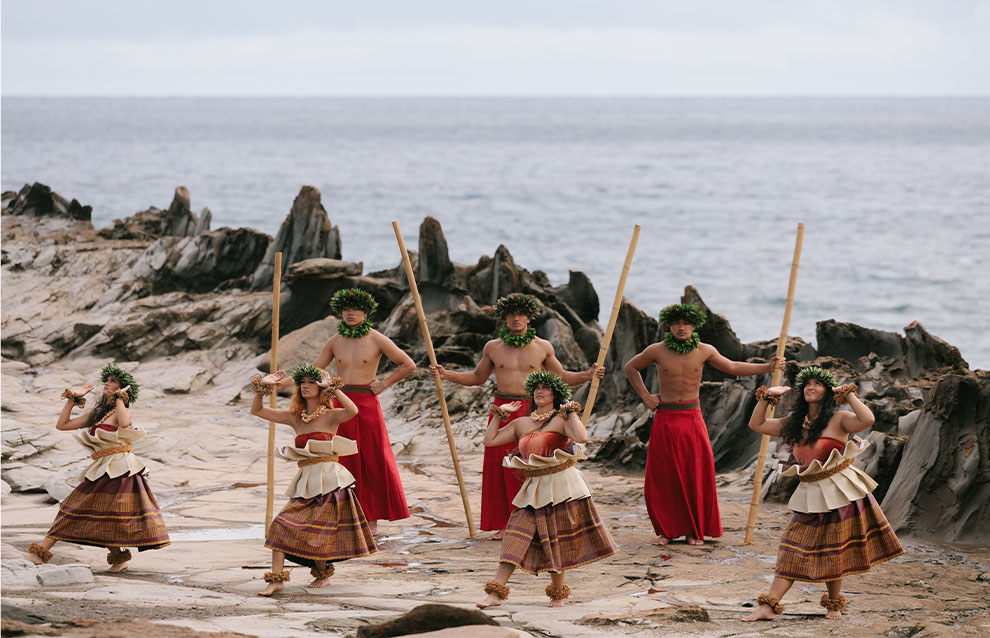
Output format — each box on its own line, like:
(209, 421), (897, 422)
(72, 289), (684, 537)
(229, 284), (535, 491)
(300, 404), (328, 423)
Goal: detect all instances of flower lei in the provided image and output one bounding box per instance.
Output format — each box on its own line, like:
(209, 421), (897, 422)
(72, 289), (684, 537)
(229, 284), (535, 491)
(499, 325), (536, 348)
(663, 331), (700, 354)
(338, 318), (372, 339)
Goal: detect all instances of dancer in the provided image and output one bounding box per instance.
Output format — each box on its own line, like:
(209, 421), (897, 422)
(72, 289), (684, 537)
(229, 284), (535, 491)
(430, 293), (603, 538)
(476, 370), (618, 609)
(742, 366), (903, 620)
(252, 365), (376, 596)
(26, 363), (169, 572)
(625, 303), (783, 545)
(296, 288), (415, 536)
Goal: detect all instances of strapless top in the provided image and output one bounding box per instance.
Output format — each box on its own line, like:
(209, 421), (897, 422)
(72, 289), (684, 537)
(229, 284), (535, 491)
(518, 431), (568, 460)
(295, 431), (334, 448)
(793, 436), (846, 468)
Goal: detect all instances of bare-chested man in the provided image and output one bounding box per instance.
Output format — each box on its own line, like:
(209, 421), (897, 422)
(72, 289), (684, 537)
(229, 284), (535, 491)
(430, 293), (604, 539)
(288, 288), (415, 535)
(624, 303), (783, 546)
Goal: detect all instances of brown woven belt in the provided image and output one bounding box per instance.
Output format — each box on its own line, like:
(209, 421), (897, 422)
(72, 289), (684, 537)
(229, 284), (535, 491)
(657, 400), (700, 411)
(298, 454), (339, 467)
(524, 458), (576, 477)
(91, 444), (132, 460)
(799, 458), (854, 482)
(341, 385), (374, 394)
(495, 391), (530, 401)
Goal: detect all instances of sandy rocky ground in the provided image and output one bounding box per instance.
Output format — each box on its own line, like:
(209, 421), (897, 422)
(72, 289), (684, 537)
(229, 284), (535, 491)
(2, 358), (989, 638)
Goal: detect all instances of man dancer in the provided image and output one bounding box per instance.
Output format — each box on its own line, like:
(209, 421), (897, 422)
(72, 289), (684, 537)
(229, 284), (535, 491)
(306, 288), (416, 535)
(624, 303), (783, 546)
(430, 293), (604, 539)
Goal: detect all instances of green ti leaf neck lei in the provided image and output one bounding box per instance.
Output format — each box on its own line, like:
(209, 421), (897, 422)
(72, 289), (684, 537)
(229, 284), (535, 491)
(663, 331), (700, 354)
(338, 318), (373, 339)
(500, 325), (537, 348)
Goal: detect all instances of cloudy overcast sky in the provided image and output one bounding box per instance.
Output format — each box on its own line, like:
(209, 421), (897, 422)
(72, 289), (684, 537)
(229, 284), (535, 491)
(3, 0), (989, 96)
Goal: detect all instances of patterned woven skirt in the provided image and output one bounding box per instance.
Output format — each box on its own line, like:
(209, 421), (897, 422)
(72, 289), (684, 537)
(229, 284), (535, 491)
(499, 496), (618, 575)
(264, 487), (377, 568)
(46, 473), (170, 551)
(775, 493), (904, 582)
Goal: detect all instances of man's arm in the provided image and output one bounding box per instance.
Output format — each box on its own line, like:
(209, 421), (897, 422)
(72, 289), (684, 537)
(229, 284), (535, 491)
(542, 342), (604, 386)
(430, 341), (496, 386)
(624, 344), (662, 410)
(371, 331), (416, 394)
(705, 344), (782, 377)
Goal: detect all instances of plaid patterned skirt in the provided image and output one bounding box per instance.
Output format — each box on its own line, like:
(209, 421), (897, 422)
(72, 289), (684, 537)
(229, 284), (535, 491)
(775, 493), (903, 582)
(499, 496), (618, 575)
(46, 473), (170, 551)
(264, 486), (377, 567)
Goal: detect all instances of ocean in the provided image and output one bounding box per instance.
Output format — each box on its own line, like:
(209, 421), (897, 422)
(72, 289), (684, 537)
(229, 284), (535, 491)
(2, 97), (989, 368)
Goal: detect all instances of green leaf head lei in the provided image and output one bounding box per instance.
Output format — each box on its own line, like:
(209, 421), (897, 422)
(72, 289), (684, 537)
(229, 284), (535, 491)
(524, 370), (572, 402)
(100, 362), (139, 404)
(795, 366), (838, 391)
(658, 303), (707, 328)
(329, 288), (379, 316)
(494, 293), (541, 320)
(292, 364), (324, 385)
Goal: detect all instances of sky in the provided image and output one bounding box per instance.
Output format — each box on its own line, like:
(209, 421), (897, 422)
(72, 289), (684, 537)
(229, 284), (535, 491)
(2, 0), (990, 96)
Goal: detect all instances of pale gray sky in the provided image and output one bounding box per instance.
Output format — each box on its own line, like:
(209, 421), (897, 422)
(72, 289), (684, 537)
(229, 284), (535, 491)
(3, 0), (989, 96)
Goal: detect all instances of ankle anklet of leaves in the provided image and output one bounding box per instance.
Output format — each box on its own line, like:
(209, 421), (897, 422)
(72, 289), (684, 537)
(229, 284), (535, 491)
(545, 583), (571, 600)
(756, 593), (784, 614)
(499, 325), (536, 348)
(263, 570), (291, 583)
(820, 593), (846, 611)
(338, 319), (372, 338)
(663, 331), (700, 354)
(483, 580), (510, 600)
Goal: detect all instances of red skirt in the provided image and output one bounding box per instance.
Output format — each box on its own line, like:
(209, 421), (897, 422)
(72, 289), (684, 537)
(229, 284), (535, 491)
(46, 473), (170, 551)
(265, 487), (377, 567)
(481, 396), (529, 531)
(335, 388), (410, 522)
(644, 405), (723, 539)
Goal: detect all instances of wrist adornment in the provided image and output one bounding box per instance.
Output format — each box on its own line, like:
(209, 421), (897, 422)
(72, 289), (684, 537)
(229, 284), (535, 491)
(754, 386), (780, 407)
(489, 404), (511, 421)
(833, 384), (858, 405)
(251, 374), (275, 396)
(61, 388), (86, 408)
(557, 400), (582, 418)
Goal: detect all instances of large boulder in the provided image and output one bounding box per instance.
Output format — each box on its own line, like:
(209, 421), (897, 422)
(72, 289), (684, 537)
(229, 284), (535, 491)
(817, 319), (967, 377)
(882, 374), (989, 543)
(417, 216), (455, 287)
(98, 186), (210, 240)
(3, 182), (92, 222)
(251, 185), (342, 290)
(356, 603), (498, 638)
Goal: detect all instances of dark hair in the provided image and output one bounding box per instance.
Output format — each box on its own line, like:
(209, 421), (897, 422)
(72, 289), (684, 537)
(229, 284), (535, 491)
(781, 381), (837, 447)
(528, 383), (566, 414)
(87, 394), (116, 428)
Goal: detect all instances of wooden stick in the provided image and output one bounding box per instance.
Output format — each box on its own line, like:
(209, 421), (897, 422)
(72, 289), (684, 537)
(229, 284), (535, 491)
(265, 252), (282, 534)
(582, 225), (641, 424)
(392, 222), (477, 538)
(744, 223), (805, 544)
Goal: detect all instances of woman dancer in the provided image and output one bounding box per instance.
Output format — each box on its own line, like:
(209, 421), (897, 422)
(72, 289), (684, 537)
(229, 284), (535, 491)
(477, 370), (618, 608)
(742, 366), (904, 621)
(26, 363), (169, 572)
(251, 365), (376, 596)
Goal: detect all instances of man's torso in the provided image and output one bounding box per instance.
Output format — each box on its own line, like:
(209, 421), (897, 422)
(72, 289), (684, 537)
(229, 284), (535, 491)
(489, 339), (550, 396)
(331, 334), (384, 385)
(655, 345), (707, 402)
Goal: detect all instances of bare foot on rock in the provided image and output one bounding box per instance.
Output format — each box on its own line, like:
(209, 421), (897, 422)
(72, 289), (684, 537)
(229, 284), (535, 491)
(476, 593), (503, 608)
(258, 582), (284, 597)
(651, 535), (670, 546)
(686, 535), (704, 546)
(489, 531), (504, 541)
(308, 577), (332, 588)
(826, 609), (842, 620)
(548, 598), (565, 608)
(108, 562), (129, 573)
(368, 520), (378, 536)
(742, 605), (777, 622)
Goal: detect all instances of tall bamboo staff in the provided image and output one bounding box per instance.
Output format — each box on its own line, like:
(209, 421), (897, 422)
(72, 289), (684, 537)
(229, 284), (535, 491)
(264, 252), (283, 533)
(744, 223), (805, 544)
(392, 222), (477, 538)
(581, 225), (641, 424)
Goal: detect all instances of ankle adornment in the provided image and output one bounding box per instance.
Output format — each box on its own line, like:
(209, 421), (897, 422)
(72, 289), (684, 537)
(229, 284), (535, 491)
(107, 549), (132, 565)
(820, 593), (847, 612)
(263, 570), (291, 583)
(483, 580), (510, 600)
(28, 542), (53, 564)
(756, 593), (784, 614)
(310, 563), (335, 580)
(545, 583), (571, 601)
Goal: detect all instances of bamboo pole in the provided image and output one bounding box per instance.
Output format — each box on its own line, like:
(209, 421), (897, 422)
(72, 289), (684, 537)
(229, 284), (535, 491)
(392, 222), (477, 538)
(581, 225), (641, 424)
(264, 252), (282, 533)
(744, 223), (805, 544)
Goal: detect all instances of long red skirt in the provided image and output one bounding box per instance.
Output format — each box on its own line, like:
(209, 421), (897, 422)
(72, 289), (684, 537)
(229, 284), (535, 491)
(481, 396), (529, 531)
(335, 388), (410, 522)
(644, 405), (723, 539)
(47, 473), (170, 551)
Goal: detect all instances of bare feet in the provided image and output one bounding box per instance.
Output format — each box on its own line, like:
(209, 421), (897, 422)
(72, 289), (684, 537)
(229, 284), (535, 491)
(107, 562), (129, 573)
(651, 535), (670, 546)
(258, 582), (284, 597)
(476, 593), (503, 608)
(26, 552), (45, 565)
(548, 599), (565, 608)
(489, 531), (504, 541)
(308, 577), (332, 588)
(742, 604), (777, 622)
(825, 609), (842, 620)
(368, 520), (378, 536)
(686, 535), (704, 546)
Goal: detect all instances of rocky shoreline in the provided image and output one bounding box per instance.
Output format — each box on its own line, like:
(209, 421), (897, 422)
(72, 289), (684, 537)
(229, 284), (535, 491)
(2, 182), (988, 637)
